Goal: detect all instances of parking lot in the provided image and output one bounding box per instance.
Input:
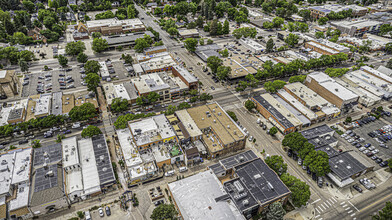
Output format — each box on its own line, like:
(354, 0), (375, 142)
(340, 117), (392, 169)
(22, 67), (86, 97)
(110, 61), (130, 80)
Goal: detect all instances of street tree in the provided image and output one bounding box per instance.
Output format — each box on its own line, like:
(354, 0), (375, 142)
(373, 202), (392, 220)
(207, 39), (214, 44)
(388, 158), (392, 170)
(264, 80), (286, 93)
(81, 125), (102, 138)
(285, 33), (299, 47)
(134, 38), (150, 53)
(184, 38), (198, 53)
(111, 98), (129, 112)
(177, 102), (191, 110)
(266, 202), (286, 220)
(84, 60), (101, 73)
(57, 55), (68, 67)
(245, 100), (255, 111)
(65, 41), (86, 56)
(280, 173), (311, 207)
(318, 17), (329, 25)
(92, 32), (102, 39)
(151, 204), (178, 220)
(77, 52), (88, 63)
(56, 134), (65, 143)
(165, 105), (177, 115)
(18, 59), (29, 73)
(167, 27), (178, 37)
(32, 139), (41, 148)
(269, 127), (278, 135)
(122, 54), (134, 64)
(147, 92), (160, 103)
(223, 20), (230, 35)
(226, 111), (238, 122)
(207, 56), (223, 73)
(315, 31), (325, 39)
(304, 150), (330, 177)
(265, 155), (287, 176)
(266, 38), (274, 53)
(69, 103), (97, 121)
(216, 66), (231, 80)
(85, 73), (100, 93)
(385, 43), (392, 54)
(282, 132), (308, 152)
(92, 37), (108, 53)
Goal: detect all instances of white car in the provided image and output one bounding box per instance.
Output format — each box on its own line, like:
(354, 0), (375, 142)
(348, 138), (354, 143)
(358, 147), (366, 152)
(368, 146), (375, 151)
(372, 149), (379, 154)
(98, 207), (104, 217)
(345, 136), (351, 140)
(362, 150), (370, 154)
(341, 134), (347, 138)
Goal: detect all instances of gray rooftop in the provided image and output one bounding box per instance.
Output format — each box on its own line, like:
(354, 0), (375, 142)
(52, 92), (63, 116)
(144, 45), (167, 53)
(316, 145), (339, 158)
(103, 31), (154, 46)
(329, 152), (367, 180)
(209, 150), (258, 176)
(273, 95), (311, 126)
(33, 143), (62, 167)
(308, 134), (337, 150)
(300, 124), (334, 140)
(252, 95), (294, 129)
(7, 108), (24, 121)
(91, 135), (116, 187)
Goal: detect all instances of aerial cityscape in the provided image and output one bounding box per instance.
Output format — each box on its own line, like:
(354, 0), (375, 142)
(0, 0), (392, 219)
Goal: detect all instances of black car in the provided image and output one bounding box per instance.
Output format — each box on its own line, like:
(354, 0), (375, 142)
(376, 158), (383, 164)
(287, 149), (292, 157)
(312, 173), (317, 181)
(59, 82), (66, 86)
(60, 86), (66, 90)
(380, 161), (388, 167)
(64, 130), (72, 134)
(18, 139), (28, 144)
(353, 184), (363, 193)
(105, 206), (111, 216)
(59, 73), (65, 76)
(65, 68), (72, 72)
(307, 167), (311, 175)
(292, 154), (298, 161)
(0, 141), (10, 146)
(67, 79), (74, 83)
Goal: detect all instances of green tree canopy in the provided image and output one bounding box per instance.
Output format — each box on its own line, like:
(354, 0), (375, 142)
(85, 73), (100, 92)
(269, 126), (278, 135)
(266, 202), (286, 220)
(207, 56), (223, 73)
(216, 66), (231, 80)
(280, 173), (311, 207)
(69, 103), (97, 121)
(92, 37), (108, 53)
(245, 100), (255, 111)
(111, 98), (129, 112)
(81, 125), (102, 138)
(184, 38), (198, 53)
(77, 52), (88, 63)
(265, 155), (287, 176)
(65, 41), (86, 56)
(57, 55), (68, 67)
(304, 150), (330, 177)
(151, 204), (178, 220)
(266, 38), (274, 53)
(84, 60), (101, 73)
(226, 111), (238, 122)
(372, 202), (392, 220)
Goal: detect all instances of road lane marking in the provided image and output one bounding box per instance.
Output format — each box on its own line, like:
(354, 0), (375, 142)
(345, 207), (351, 210)
(341, 202), (346, 205)
(311, 199), (321, 204)
(342, 204), (347, 208)
(332, 197), (337, 202)
(326, 200), (332, 206)
(348, 210), (353, 214)
(315, 207), (320, 213)
(348, 201), (360, 212)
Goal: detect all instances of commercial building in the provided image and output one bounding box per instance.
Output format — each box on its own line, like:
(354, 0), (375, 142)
(171, 65), (199, 90)
(86, 18), (145, 35)
(116, 129), (157, 185)
(223, 55), (262, 80)
(304, 39), (350, 55)
(33, 94), (52, 118)
(350, 69), (392, 92)
(343, 34), (392, 51)
(185, 102), (247, 159)
(273, 94), (311, 128)
(178, 29), (199, 38)
(335, 78), (381, 107)
(342, 72), (392, 100)
(239, 38), (264, 53)
(0, 70), (20, 98)
(209, 150), (291, 218)
(252, 94), (302, 134)
(62, 136), (83, 203)
(30, 144), (69, 216)
(5, 99), (28, 125)
(308, 4), (367, 19)
(305, 72), (359, 111)
(103, 31), (154, 49)
(283, 82), (341, 119)
(377, 65), (392, 77)
(139, 52), (176, 73)
(104, 82), (139, 107)
(277, 89), (319, 124)
(195, 44), (221, 62)
(360, 66), (392, 84)
(331, 20), (383, 37)
(168, 170), (245, 220)
(144, 45), (167, 55)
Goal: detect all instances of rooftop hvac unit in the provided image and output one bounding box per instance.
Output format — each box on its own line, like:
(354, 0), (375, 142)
(234, 180), (244, 193)
(242, 200), (249, 206)
(234, 192), (247, 201)
(46, 170), (54, 177)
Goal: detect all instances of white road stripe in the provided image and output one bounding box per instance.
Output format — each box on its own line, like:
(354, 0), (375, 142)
(316, 208), (320, 214)
(351, 213), (356, 217)
(348, 210), (353, 214)
(353, 218), (357, 220)
(323, 202), (329, 208)
(311, 199), (321, 204)
(342, 204), (347, 208)
(321, 203), (327, 209)
(318, 206), (324, 211)
(326, 200), (332, 206)
(348, 201), (360, 212)
(341, 202), (346, 205)
(315, 215), (320, 218)
(332, 197), (338, 202)
(329, 198), (335, 204)
(345, 207), (351, 210)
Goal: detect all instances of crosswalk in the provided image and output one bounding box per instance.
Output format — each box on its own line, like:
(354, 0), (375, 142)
(314, 198), (358, 220)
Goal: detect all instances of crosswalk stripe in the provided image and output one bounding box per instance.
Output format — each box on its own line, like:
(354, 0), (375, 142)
(348, 210), (353, 214)
(323, 202), (329, 208)
(326, 200), (332, 206)
(345, 207), (351, 210)
(315, 215), (320, 218)
(332, 197), (337, 202)
(341, 202), (346, 205)
(329, 198), (335, 204)
(316, 208), (320, 214)
(351, 213), (356, 217)
(321, 203), (327, 209)
(342, 204), (347, 208)
(318, 205), (323, 211)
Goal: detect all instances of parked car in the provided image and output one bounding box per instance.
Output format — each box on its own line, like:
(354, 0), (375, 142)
(317, 177), (323, 188)
(85, 211), (91, 220)
(379, 161), (388, 167)
(353, 184), (363, 193)
(98, 207), (104, 217)
(105, 206), (111, 216)
(64, 130), (72, 134)
(18, 139), (28, 144)
(165, 170), (175, 177)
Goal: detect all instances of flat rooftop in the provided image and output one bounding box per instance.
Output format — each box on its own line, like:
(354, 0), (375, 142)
(62, 136), (79, 168)
(350, 70), (392, 92)
(91, 135), (116, 186)
(131, 72), (170, 94)
(52, 92), (63, 115)
(172, 65), (198, 84)
(209, 150), (258, 176)
(332, 20), (382, 29)
(300, 124), (334, 140)
(78, 138), (101, 196)
(278, 89), (318, 121)
(175, 109), (203, 138)
(116, 129), (143, 168)
(168, 170), (245, 220)
(329, 151), (368, 180)
(223, 55), (261, 79)
(11, 148), (32, 185)
(33, 143), (62, 167)
(273, 94), (310, 126)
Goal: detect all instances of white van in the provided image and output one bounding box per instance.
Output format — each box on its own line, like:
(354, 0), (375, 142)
(165, 170), (175, 177)
(85, 211), (91, 220)
(179, 167), (188, 173)
(72, 122), (80, 129)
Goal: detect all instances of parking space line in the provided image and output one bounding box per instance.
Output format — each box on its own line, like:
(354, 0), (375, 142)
(318, 206), (323, 211)
(345, 207), (351, 210)
(341, 202), (346, 205)
(326, 200), (332, 206)
(332, 197), (337, 202)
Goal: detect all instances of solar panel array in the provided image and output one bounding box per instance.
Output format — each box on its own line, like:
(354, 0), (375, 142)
(34, 164), (58, 193)
(92, 135), (116, 186)
(33, 143), (62, 167)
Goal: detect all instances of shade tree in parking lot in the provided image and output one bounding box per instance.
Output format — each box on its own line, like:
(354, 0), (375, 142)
(77, 52), (88, 63)
(151, 204), (178, 220)
(65, 41), (86, 57)
(92, 37), (108, 53)
(57, 55), (68, 67)
(232, 27), (257, 39)
(85, 72), (100, 93)
(84, 60), (101, 73)
(372, 201), (392, 220)
(304, 150), (330, 177)
(69, 103), (97, 122)
(111, 98), (129, 112)
(81, 125), (102, 138)
(280, 173), (311, 207)
(265, 155), (287, 176)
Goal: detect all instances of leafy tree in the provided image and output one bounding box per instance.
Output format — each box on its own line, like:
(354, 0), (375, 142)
(385, 43), (392, 54)
(372, 202), (392, 220)
(18, 59), (29, 73)
(92, 38), (108, 53)
(235, 11), (248, 24)
(65, 41), (86, 56)
(289, 75), (306, 83)
(318, 17), (329, 25)
(223, 20), (230, 35)
(245, 100), (255, 111)
(165, 105), (177, 115)
(216, 66), (231, 80)
(280, 173), (311, 207)
(84, 60), (101, 73)
(266, 202), (286, 220)
(207, 39), (214, 44)
(226, 111), (237, 122)
(111, 98), (129, 112)
(269, 127), (278, 136)
(147, 92), (160, 103)
(345, 117), (352, 123)
(265, 155), (287, 176)
(196, 16), (204, 28)
(77, 52), (88, 63)
(184, 38), (198, 53)
(207, 56), (223, 73)
(57, 55), (68, 67)
(232, 27), (257, 39)
(315, 32), (325, 39)
(219, 48), (229, 57)
(134, 38), (150, 53)
(150, 204), (178, 220)
(285, 33), (299, 47)
(69, 103), (97, 121)
(81, 125), (102, 138)
(264, 80), (286, 93)
(122, 54), (133, 64)
(266, 38), (274, 53)
(272, 17), (284, 28)
(85, 73), (100, 93)
(92, 32), (102, 39)
(32, 139), (41, 148)
(388, 158), (392, 170)
(282, 132), (308, 152)
(263, 21), (274, 29)
(304, 150), (330, 177)
(23, 0), (36, 13)
(167, 27), (178, 37)
(325, 68), (349, 77)
(56, 134), (65, 143)
(387, 59), (392, 69)
(178, 102), (191, 110)
(298, 9), (311, 22)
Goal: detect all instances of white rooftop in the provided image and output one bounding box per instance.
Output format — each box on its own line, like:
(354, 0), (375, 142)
(343, 73), (386, 97)
(152, 145), (170, 163)
(11, 148), (32, 185)
(278, 89), (318, 121)
(116, 129), (143, 168)
(99, 62), (109, 78)
(351, 69), (392, 92)
(0, 70), (6, 78)
(131, 73), (170, 94)
(62, 136), (80, 168)
(0, 152), (15, 196)
(284, 82), (330, 108)
(168, 170), (245, 220)
(8, 182), (30, 211)
(307, 41), (340, 54)
(361, 66), (392, 84)
(175, 109), (203, 138)
(86, 18), (144, 29)
(66, 168), (83, 195)
(34, 94), (51, 116)
(114, 84), (131, 100)
(377, 66), (392, 77)
(172, 65), (198, 84)
(78, 138), (101, 196)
